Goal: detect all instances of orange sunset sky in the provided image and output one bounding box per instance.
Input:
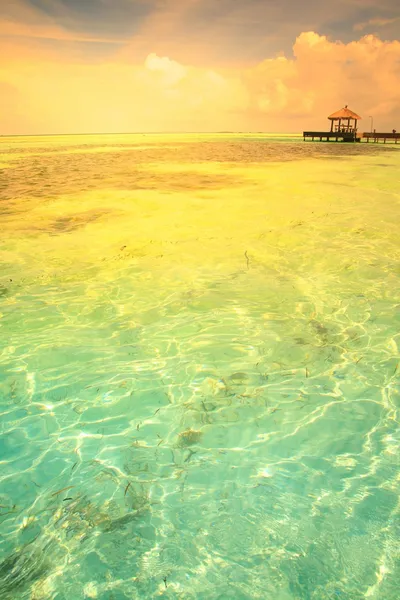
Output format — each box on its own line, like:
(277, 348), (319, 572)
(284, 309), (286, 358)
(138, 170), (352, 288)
(1, 0), (400, 134)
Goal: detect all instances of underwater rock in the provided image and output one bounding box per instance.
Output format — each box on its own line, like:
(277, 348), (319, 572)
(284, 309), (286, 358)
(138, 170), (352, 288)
(176, 428), (203, 448)
(227, 372), (249, 385)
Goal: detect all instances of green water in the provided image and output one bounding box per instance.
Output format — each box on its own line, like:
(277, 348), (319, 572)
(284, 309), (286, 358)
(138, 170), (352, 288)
(0, 134), (399, 599)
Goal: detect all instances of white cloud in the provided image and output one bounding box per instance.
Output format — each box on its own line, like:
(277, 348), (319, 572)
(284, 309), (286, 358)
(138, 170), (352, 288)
(144, 52), (187, 86)
(1, 31), (400, 133)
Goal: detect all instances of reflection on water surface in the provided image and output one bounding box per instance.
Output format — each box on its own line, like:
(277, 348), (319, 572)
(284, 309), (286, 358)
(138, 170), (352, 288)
(0, 134), (399, 599)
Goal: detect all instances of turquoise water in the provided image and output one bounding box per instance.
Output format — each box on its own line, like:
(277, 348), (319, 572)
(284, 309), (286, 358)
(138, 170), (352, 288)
(0, 134), (399, 599)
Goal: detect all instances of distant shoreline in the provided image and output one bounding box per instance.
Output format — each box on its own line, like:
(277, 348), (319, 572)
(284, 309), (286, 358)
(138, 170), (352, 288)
(0, 132), (300, 138)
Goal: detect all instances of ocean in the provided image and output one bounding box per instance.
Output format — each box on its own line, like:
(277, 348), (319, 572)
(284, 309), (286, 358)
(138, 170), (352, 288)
(0, 133), (399, 599)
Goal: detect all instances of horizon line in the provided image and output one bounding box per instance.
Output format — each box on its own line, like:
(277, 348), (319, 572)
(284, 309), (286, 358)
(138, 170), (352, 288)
(1, 131), (302, 138)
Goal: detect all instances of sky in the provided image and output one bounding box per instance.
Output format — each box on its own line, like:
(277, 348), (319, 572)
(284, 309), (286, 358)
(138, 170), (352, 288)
(1, 0), (400, 133)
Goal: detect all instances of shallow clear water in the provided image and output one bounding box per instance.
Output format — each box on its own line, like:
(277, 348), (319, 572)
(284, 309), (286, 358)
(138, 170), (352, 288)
(0, 133), (399, 600)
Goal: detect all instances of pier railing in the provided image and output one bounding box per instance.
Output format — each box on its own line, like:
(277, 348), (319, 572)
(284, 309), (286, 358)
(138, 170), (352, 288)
(303, 131), (400, 143)
(362, 132), (399, 143)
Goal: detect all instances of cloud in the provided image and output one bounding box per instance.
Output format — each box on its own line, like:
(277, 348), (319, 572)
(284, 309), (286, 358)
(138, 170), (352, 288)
(241, 31), (400, 128)
(2, 0), (400, 68)
(144, 53), (187, 86)
(0, 19), (127, 44)
(353, 17), (399, 31)
(1, 0), (153, 39)
(1, 31), (400, 134)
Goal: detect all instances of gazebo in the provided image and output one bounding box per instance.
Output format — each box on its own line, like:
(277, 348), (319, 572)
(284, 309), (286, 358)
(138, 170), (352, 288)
(328, 106), (362, 133)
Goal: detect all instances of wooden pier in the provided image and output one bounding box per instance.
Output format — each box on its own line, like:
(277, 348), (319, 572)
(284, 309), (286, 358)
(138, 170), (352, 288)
(362, 132), (399, 143)
(303, 131), (400, 144)
(303, 131), (360, 142)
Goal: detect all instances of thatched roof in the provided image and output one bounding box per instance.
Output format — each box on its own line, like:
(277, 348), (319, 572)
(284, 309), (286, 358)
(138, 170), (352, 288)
(328, 106), (362, 120)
